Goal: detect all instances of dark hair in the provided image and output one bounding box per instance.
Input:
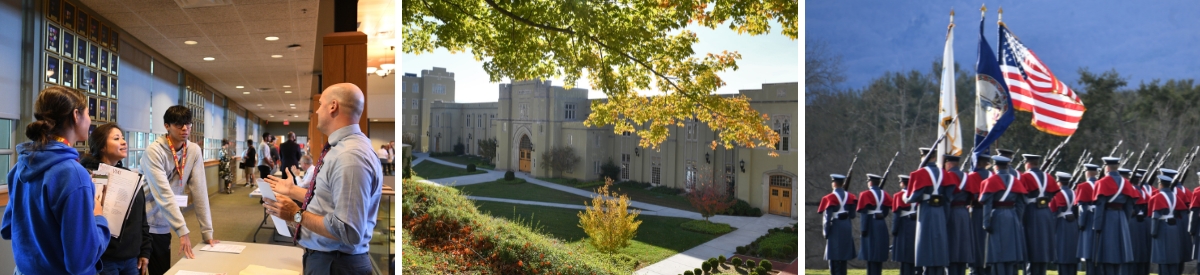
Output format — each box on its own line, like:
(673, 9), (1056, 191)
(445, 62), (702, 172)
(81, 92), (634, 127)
(26, 86), (87, 149)
(262, 132), (272, 140)
(221, 139), (230, 146)
(247, 139), (254, 145)
(163, 105), (192, 126)
(88, 123), (123, 162)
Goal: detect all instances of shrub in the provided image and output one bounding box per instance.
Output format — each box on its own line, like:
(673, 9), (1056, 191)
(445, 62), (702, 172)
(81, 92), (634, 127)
(505, 170), (516, 180)
(750, 208), (762, 217)
(760, 260), (773, 270)
(600, 158), (621, 181)
(731, 257), (743, 266)
(402, 156), (413, 179)
(757, 231), (800, 260)
(745, 259), (756, 268)
(453, 142), (465, 155)
(755, 266), (767, 274)
(539, 146), (582, 176)
(681, 220), (735, 234)
(579, 178), (642, 253)
(718, 255), (726, 265)
(648, 185), (684, 195)
(614, 254), (638, 269)
(466, 163), (477, 172)
(702, 262), (711, 272)
(688, 181), (737, 221)
(736, 246), (746, 254)
(694, 268), (702, 275)
(684, 271), (694, 275)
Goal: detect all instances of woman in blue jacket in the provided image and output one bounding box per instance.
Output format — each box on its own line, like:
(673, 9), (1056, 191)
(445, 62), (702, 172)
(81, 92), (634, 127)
(1, 86), (109, 274)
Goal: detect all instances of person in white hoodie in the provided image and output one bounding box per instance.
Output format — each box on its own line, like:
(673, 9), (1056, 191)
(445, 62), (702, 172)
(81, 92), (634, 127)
(140, 105), (219, 275)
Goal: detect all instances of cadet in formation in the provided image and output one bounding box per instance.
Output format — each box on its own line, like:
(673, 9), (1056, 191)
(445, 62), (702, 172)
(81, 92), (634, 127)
(1020, 154), (1059, 275)
(943, 155), (976, 275)
(894, 175), (923, 275)
(1128, 169), (1152, 275)
(1075, 164), (1101, 275)
(1150, 174), (1186, 275)
(819, 174), (856, 275)
(858, 174), (891, 275)
(907, 148), (954, 275)
(964, 154), (992, 275)
(1162, 168), (1195, 264)
(1092, 158), (1138, 275)
(1050, 171), (1081, 275)
(1191, 171), (1200, 261)
(979, 155), (1028, 275)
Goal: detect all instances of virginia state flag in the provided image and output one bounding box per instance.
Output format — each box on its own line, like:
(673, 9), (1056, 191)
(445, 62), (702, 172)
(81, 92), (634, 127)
(972, 11), (1014, 170)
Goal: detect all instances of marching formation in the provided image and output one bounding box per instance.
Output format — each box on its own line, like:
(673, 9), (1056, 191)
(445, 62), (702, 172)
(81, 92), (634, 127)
(820, 147), (1200, 275)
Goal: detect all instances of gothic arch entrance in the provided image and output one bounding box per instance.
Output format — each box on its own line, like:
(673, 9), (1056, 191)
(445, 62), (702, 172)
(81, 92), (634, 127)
(518, 135), (532, 173)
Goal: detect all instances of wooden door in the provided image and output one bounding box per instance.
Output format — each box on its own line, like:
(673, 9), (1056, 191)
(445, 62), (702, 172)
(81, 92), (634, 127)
(769, 186), (790, 216)
(519, 149), (531, 172)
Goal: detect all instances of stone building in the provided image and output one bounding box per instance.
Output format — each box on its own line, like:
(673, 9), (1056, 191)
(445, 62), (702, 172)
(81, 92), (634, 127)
(403, 67), (798, 218)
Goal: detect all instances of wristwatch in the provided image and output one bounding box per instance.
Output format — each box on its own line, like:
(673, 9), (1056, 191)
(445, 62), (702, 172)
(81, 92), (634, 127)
(293, 209), (305, 223)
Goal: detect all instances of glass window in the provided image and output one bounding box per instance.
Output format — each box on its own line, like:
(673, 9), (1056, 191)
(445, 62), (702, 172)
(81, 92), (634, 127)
(0, 119), (12, 186)
(434, 84), (445, 94)
(565, 104), (575, 120)
(652, 167), (661, 185)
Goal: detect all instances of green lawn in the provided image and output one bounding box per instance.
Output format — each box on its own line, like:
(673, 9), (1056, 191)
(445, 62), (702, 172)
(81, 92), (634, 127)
(432, 155), (496, 170)
(454, 178), (595, 205)
(473, 201), (725, 270)
(537, 177), (700, 212)
(411, 161), (487, 179)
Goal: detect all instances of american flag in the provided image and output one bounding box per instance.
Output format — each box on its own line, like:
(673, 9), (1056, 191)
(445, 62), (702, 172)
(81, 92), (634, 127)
(998, 24), (1086, 136)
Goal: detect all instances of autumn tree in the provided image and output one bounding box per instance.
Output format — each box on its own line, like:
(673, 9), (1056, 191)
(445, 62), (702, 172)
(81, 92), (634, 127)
(539, 145), (581, 177)
(403, 0), (797, 154)
(578, 178), (642, 253)
(687, 165), (736, 221)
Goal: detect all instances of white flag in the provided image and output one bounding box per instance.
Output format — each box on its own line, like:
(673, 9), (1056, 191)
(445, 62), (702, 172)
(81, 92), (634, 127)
(938, 16), (962, 167)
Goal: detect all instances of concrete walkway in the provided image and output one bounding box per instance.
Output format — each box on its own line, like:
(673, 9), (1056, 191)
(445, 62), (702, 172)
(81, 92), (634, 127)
(410, 153), (800, 275)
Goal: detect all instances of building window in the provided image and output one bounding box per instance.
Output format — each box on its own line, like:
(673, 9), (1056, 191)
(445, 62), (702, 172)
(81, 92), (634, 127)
(565, 103), (576, 120)
(411, 100), (418, 108)
(686, 164), (697, 190)
(770, 175), (793, 188)
(410, 83), (419, 93)
(0, 119), (13, 186)
(774, 116), (790, 151)
(520, 104), (528, 118)
(652, 167), (661, 186)
(568, 134), (573, 145)
(477, 117), (482, 128)
(412, 115), (418, 124)
(686, 119), (697, 140)
(435, 115), (440, 127)
(434, 84), (445, 94)
(520, 90), (531, 95)
(594, 161), (601, 175)
(622, 131), (631, 137)
(467, 115), (472, 127)
(621, 153), (630, 180)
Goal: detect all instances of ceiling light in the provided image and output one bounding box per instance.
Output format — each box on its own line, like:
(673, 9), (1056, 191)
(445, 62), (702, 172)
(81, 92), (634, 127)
(236, 86), (244, 89)
(372, 119), (379, 122)
(184, 40), (198, 45)
(379, 63), (395, 71)
(203, 57), (215, 61)
(289, 104), (295, 106)
(282, 85), (291, 88)
(256, 104), (262, 106)
(375, 70), (388, 77)
(290, 107), (296, 109)
(284, 91), (292, 94)
(269, 115), (274, 117)
(367, 67), (377, 74)
(265, 36), (279, 41)
(242, 92), (249, 94)
(271, 55), (283, 58)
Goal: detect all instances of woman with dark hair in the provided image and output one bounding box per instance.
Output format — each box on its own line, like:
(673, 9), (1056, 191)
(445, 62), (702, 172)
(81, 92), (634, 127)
(81, 123), (151, 275)
(1, 86), (109, 274)
(219, 139), (232, 193)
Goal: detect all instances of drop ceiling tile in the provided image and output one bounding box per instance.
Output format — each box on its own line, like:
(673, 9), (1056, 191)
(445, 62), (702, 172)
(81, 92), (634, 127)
(103, 12), (150, 28)
(122, 0), (179, 12)
(223, 53), (269, 61)
(156, 24), (205, 38)
(183, 5), (240, 24)
(137, 8), (189, 27)
(198, 22), (247, 37)
(235, 3), (291, 21)
(243, 20), (292, 35)
(123, 26), (163, 39)
(208, 34), (255, 46)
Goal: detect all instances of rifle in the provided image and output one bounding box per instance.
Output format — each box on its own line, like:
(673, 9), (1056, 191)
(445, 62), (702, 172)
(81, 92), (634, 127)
(1130, 143), (1150, 174)
(879, 151), (900, 189)
(917, 111), (966, 169)
(1145, 148), (1173, 186)
(1041, 135), (1070, 171)
(1069, 149), (1089, 183)
(1110, 140), (1124, 157)
(846, 148), (862, 189)
(1172, 146), (1200, 186)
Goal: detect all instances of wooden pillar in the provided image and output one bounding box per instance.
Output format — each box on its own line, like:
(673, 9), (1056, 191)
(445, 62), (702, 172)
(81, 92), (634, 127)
(311, 31), (368, 149)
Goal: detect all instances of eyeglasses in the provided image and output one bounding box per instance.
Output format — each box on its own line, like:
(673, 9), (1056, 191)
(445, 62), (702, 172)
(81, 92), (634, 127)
(170, 123), (193, 129)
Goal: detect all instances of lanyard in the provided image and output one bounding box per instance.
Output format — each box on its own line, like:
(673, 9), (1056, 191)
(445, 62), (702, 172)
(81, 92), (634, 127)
(167, 138), (187, 186)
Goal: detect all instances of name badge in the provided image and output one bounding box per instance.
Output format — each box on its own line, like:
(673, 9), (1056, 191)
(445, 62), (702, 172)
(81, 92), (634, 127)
(175, 195), (188, 208)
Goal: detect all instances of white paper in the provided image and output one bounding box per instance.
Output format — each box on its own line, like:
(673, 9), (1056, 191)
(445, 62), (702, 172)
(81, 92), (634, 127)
(239, 265), (299, 275)
(198, 243), (246, 254)
(257, 180), (293, 237)
(176, 195), (189, 208)
(176, 271), (226, 275)
(98, 163), (144, 238)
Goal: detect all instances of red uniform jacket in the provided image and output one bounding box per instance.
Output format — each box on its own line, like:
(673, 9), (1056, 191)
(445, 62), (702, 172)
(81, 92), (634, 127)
(907, 166), (956, 195)
(1021, 171), (1061, 198)
(1076, 180), (1097, 205)
(857, 188), (891, 212)
(894, 190), (915, 212)
(1093, 176), (1141, 202)
(1149, 190), (1189, 213)
(1134, 185), (1157, 205)
(980, 173), (1029, 198)
(818, 191), (857, 214)
(1191, 186), (1200, 209)
(1049, 187), (1080, 213)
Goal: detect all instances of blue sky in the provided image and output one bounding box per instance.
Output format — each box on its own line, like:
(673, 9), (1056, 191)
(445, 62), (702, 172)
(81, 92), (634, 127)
(403, 22), (798, 103)
(807, 1), (1200, 91)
